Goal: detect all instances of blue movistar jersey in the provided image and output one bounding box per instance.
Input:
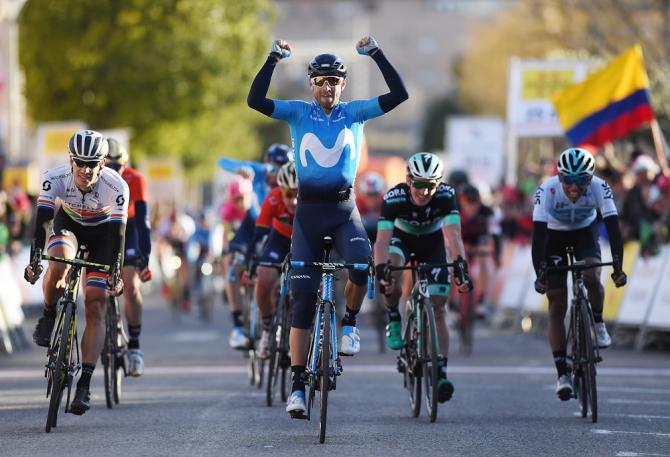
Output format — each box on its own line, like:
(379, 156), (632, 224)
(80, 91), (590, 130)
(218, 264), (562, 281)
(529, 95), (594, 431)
(217, 158), (269, 209)
(271, 99), (384, 194)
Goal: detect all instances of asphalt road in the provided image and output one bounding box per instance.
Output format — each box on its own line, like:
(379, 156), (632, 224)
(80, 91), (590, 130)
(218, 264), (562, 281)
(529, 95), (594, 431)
(1, 293), (669, 457)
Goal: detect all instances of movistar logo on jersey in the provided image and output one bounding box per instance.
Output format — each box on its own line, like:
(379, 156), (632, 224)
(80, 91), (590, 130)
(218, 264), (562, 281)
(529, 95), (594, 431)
(299, 128), (355, 168)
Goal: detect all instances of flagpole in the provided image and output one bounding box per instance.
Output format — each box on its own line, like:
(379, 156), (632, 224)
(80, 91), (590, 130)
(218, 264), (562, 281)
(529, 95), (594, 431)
(649, 119), (670, 177)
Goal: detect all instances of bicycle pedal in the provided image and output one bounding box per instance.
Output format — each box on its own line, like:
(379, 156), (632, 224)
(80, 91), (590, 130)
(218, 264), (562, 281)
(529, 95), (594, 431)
(289, 411), (309, 420)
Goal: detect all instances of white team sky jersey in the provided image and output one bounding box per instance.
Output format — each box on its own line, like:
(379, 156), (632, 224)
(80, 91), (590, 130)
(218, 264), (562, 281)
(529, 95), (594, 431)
(37, 164), (129, 226)
(532, 175), (618, 231)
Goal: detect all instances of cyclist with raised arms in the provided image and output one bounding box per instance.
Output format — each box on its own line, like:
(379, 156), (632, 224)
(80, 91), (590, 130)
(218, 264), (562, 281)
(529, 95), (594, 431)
(219, 144), (291, 350)
(248, 35), (408, 416)
(375, 153), (472, 403)
(25, 130), (129, 415)
(253, 161), (298, 359)
(105, 138), (152, 376)
(532, 147), (627, 401)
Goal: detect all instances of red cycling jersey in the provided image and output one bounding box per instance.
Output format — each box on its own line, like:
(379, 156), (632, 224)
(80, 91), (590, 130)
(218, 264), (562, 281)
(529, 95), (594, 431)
(256, 187), (294, 239)
(121, 166), (149, 219)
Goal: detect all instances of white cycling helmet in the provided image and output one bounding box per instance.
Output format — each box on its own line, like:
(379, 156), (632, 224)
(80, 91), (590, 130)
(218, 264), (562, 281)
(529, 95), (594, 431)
(68, 130), (108, 161)
(277, 161), (298, 189)
(407, 152), (444, 181)
(557, 147), (595, 178)
(358, 171), (386, 195)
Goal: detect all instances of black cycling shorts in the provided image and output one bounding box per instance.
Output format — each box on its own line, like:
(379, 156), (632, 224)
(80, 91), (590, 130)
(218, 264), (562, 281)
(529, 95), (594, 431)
(388, 228), (450, 297)
(545, 221), (601, 289)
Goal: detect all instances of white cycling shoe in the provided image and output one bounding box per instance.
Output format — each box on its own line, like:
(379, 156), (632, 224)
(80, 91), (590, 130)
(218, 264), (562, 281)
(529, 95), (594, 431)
(229, 327), (249, 350)
(555, 374), (573, 401)
(286, 390), (306, 417)
(595, 322), (612, 348)
(257, 330), (271, 360)
(339, 325), (361, 355)
(128, 349), (145, 377)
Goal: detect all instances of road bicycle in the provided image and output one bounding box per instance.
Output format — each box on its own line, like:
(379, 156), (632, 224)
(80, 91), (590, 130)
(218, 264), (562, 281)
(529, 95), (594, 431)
(287, 236), (374, 443)
(542, 247), (619, 423)
(30, 245), (113, 433)
(387, 258), (467, 422)
(256, 259), (292, 407)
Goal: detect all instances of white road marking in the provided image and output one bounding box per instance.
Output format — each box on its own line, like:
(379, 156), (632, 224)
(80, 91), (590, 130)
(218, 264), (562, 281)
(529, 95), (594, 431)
(616, 452), (670, 456)
(1, 364), (670, 380)
(609, 399), (670, 406)
(592, 429), (670, 437)
(575, 412), (670, 420)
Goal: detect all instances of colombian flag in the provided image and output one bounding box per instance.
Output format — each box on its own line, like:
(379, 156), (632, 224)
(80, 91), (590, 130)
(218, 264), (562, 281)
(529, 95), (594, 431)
(552, 45), (654, 147)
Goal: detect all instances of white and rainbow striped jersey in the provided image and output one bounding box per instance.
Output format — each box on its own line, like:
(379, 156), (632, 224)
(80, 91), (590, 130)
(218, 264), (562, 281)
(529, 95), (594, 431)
(37, 164), (129, 226)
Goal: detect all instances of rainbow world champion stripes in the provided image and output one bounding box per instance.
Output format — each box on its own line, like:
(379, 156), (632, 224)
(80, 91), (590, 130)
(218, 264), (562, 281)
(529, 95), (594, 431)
(552, 45), (655, 147)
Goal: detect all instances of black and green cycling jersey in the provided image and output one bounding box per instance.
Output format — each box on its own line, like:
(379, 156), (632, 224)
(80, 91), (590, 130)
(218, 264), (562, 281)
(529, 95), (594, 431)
(377, 182), (460, 236)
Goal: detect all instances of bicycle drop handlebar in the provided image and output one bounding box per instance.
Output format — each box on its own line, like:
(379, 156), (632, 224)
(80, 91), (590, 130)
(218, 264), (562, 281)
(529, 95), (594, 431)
(284, 259), (376, 299)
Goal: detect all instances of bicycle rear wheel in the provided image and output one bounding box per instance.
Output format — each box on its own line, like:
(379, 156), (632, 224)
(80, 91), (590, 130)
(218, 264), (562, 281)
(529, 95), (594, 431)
(45, 301), (73, 433)
(580, 302), (598, 423)
(403, 310), (421, 418)
(422, 303), (439, 422)
(319, 301), (332, 444)
(102, 299), (115, 409)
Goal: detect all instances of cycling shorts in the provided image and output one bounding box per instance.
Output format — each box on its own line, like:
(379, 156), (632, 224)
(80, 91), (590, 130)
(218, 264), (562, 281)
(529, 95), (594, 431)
(123, 217), (139, 267)
(545, 221), (601, 290)
(290, 194), (371, 329)
(49, 209), (114, 289)
(228, 209), (256, 255)
(388, 228), (450, 297)
(258, 229), (291, 265)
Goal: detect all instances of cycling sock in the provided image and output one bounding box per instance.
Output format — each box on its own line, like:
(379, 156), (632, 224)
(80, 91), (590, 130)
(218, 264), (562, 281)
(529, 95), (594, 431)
(128, 325), (141, 350)
(261, 315), (272, 332)
(553, 351), (569, 377)
(341, 307), (359, 327)
(593, 313), (603, 323)
(231, 311), (244, 328)
(387, 306), (401, 322)
(43, 304), (57, 319)
(76, 363), (96, 390)
(291, 365), (306, 392)
(438, 357), (448, 378)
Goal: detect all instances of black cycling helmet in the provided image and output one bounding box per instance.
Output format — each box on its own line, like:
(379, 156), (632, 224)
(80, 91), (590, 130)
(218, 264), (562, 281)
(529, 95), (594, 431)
(308, 54), (347, 79)
(462, 185), (481, 203)
(448, 169), (470, 192)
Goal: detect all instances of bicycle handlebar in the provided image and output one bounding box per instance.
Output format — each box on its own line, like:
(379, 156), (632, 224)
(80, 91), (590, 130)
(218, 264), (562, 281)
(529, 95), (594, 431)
(544, 260), (617, 274)
(286, 259), (376, 299)
(41, 253), (111, 273)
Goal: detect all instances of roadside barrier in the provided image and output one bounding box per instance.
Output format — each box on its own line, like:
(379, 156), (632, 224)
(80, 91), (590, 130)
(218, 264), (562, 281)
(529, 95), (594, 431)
(493, 241), (670, 349)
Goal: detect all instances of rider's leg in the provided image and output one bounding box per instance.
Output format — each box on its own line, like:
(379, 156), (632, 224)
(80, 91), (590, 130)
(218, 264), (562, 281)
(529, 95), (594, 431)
(33, 233), (77, 347)
(547, 287), (569, 376)
(255, 266), (279, 323)
(583, 258), (604, 319)
(122, 267), (142, 346)
(432, 296), (449, 356)
(334, 214), (372, 355)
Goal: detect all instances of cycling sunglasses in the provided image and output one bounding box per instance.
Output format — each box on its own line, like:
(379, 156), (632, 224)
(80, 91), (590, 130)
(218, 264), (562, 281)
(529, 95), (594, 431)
(106, 162), (123, 172)
(311, 76), (344, 87)
(559, 174), (591, 186)
(281, 188), (298, 199)
(265, 164), (279, 174)
(72, 158), (102, 169)
(411, 180), (438, 190)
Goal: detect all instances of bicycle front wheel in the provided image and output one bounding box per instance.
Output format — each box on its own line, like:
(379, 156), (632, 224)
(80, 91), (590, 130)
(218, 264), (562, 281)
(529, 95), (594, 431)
(319, 301), (332, 444)
(266, 309), (281, 407)
(580, 301), (598, 423)
(422, 303), (439, 422)
(403, 310), (421, 418)
(102, 299), (115, 409)
(45, 301), (73, 433)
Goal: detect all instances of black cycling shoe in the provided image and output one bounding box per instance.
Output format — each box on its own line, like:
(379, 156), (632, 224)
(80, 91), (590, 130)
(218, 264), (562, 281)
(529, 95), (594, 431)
(69, 387), (91, 416)
(33, 315), (55, 347)
(437, 377), (455, 403)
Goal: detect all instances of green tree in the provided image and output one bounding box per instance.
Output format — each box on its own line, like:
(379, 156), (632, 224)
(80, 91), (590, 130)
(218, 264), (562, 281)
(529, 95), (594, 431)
(20, 0), (275, 177)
